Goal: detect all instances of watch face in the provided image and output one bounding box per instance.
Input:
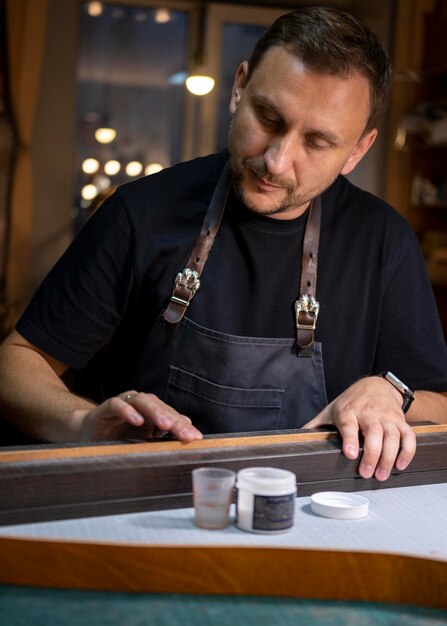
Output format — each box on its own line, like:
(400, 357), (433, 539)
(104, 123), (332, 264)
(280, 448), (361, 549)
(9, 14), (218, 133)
(384, 371), (411, 394)
(380, 371), (414, 414)
(382, 372), (413, 397)
(385, 372), (405, 391)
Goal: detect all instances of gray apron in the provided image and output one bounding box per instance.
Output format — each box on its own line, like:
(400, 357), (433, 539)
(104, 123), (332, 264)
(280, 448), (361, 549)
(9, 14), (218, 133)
(132, 163), (327, 434)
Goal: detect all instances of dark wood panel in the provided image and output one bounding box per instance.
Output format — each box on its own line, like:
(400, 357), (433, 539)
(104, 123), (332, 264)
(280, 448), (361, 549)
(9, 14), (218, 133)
(0, 425), (446, 526)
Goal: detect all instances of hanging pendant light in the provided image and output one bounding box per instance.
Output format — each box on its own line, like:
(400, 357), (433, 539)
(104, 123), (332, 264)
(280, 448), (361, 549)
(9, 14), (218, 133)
(186, 3), (215, 96)
(94, 112), (117, 144)
(186, 73), (215, 96)
(95, 127), (116, 144)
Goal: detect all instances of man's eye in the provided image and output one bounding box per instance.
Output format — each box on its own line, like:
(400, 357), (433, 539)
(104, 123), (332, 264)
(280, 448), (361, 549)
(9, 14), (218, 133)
(257, 107), (279, 127)
(305, 137), (328, 150)
(263, 115), (278, 126)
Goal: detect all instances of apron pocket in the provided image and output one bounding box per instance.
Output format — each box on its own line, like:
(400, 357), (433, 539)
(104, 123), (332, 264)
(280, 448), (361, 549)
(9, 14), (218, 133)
(166, 366), (284, 434)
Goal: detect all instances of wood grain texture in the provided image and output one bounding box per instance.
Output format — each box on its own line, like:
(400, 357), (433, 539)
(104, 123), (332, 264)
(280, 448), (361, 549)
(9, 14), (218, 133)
(0, 424), (446, 526)
(0, 538), (446, 610)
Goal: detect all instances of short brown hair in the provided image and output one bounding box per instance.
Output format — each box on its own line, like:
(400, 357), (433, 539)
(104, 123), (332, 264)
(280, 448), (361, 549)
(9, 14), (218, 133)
(247, 7), (392, 133)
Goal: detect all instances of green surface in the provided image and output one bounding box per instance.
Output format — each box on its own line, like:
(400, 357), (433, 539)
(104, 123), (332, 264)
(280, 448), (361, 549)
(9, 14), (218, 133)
(1, 587), (447, 626)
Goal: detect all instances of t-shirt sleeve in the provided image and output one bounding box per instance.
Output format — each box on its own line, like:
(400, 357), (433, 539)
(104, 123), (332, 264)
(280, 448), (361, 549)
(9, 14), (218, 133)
(373, 227), (447, 392)
(16, 190), (135, 369)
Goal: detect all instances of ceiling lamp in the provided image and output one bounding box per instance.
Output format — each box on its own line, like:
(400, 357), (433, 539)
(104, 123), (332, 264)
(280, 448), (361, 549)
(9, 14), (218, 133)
(186, 74), (215, 96)
(186, 4), (214, 96)
(154, 8), (171, 24)
(95, 127), (117, 144)
(87, 2), (103, 17)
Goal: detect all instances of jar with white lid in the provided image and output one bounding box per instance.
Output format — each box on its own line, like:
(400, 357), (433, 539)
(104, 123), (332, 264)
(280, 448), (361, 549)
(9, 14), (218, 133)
(235, 466), (297, 533)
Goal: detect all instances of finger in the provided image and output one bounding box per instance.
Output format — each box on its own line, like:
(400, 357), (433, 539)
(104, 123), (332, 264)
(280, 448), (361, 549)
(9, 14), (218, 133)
(372, 420), (402, 481)
(333, 408), (361, 460)
(126, 392), (203, 442)
(82, 396), (145, 441)
(106, 395), (145, 427)
(358, 422), (384, 479)
(395, 425), (417, 472)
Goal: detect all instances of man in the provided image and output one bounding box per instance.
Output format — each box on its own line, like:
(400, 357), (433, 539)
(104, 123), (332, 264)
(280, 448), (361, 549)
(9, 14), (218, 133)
(0, 7), (446, 483)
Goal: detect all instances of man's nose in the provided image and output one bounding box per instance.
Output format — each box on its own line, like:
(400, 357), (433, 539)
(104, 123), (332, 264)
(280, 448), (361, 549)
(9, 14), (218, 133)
(264, 134), (297, 176)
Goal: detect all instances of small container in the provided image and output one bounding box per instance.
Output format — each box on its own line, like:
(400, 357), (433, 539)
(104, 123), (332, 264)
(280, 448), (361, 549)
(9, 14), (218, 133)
(192, 467), (236, 530)
(235, 467), (297, 534)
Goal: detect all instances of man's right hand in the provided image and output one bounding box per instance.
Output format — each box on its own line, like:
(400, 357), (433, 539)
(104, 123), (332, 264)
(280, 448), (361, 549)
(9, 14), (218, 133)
(80, 391), (203, 443)
(0, 331), (203, 444)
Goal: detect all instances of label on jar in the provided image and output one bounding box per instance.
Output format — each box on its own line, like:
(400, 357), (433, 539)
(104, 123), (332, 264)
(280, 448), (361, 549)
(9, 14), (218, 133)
(252, 493), (295, 531)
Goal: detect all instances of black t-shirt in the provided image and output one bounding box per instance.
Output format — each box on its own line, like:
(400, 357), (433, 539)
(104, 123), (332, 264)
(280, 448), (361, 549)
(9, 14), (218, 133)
(17, 151), (447, 404)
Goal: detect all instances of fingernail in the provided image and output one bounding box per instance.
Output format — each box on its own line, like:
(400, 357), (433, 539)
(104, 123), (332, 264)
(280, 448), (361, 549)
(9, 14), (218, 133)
(377, 469), (389, 481)
(130, 411), (143, 424)
(346, 444), (358, 458)
(158, 416), (171, 428)
(360, 464), (374, 478)
(180, 427), (200, 439)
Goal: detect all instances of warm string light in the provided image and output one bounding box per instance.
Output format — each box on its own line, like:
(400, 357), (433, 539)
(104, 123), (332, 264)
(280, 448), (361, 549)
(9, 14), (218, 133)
(126, 161), (143, 177)
(145, 163), (163, 175)
(81, 160), (164, 203)
(104, 160), (121, 175)
(81, 122), (165, 204)
(82, 158), (100, 174)
(81, 184), (98, 201)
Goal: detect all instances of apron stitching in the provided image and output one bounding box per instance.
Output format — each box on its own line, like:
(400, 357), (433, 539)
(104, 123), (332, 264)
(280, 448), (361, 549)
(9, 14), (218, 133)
(169, 382), (284, 408)
(184, 326), (296, 347)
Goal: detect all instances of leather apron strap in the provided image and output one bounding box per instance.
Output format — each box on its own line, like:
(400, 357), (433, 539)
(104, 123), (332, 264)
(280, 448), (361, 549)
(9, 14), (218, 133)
(295, 196), (322, 352)
(163, 162), (231, 325)
(163, 162), (322, 353)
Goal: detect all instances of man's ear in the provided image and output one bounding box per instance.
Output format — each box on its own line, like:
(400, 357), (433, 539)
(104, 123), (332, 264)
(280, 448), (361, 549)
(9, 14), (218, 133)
(341, 128), (378, 175)
(229, 61), (249, 114)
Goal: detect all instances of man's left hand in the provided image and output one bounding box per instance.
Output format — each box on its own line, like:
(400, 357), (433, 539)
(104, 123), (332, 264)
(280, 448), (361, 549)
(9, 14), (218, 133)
(303, 376), (416, 481)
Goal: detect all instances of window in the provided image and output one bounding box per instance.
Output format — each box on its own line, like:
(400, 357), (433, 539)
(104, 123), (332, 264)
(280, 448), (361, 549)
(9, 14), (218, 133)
(74, 2), (189, 225)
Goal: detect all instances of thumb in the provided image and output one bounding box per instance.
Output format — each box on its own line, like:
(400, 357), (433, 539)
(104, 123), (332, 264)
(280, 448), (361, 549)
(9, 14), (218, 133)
(301, 403), (333, 429)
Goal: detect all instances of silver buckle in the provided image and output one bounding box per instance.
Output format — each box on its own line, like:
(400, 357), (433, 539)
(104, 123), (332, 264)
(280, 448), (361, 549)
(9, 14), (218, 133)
(171, 268), (201, 306)
(295, 294), (320, 330)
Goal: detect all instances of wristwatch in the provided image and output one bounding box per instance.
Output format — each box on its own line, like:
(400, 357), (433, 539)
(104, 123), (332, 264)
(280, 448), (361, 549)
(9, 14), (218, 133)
(378, 371), (414, 414)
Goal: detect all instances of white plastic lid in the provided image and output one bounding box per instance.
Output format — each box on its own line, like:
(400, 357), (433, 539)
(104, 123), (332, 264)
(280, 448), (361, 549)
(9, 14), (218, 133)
(310, 491), (369, 519)
(236, 467), (296, 493)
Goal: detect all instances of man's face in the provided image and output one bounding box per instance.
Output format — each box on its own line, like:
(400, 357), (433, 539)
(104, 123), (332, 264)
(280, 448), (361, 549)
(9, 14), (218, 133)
(228, 45), (377, 219)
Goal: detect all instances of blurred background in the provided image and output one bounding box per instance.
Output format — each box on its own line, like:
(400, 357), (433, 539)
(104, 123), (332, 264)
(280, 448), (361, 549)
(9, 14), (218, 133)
(0, 0), (446, 339)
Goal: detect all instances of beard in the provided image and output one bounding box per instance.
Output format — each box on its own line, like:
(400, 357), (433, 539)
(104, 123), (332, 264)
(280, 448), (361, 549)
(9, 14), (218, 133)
(228, 123), (337, 217)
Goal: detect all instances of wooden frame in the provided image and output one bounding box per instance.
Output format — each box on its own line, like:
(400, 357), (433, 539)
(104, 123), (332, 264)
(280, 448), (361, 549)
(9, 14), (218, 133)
(1, 423), (446, 526)
(1, 539), (446, 611)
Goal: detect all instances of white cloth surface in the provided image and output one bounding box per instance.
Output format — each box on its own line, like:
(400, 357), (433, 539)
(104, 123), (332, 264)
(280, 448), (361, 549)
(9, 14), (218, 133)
(1, 483), (446, 560)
